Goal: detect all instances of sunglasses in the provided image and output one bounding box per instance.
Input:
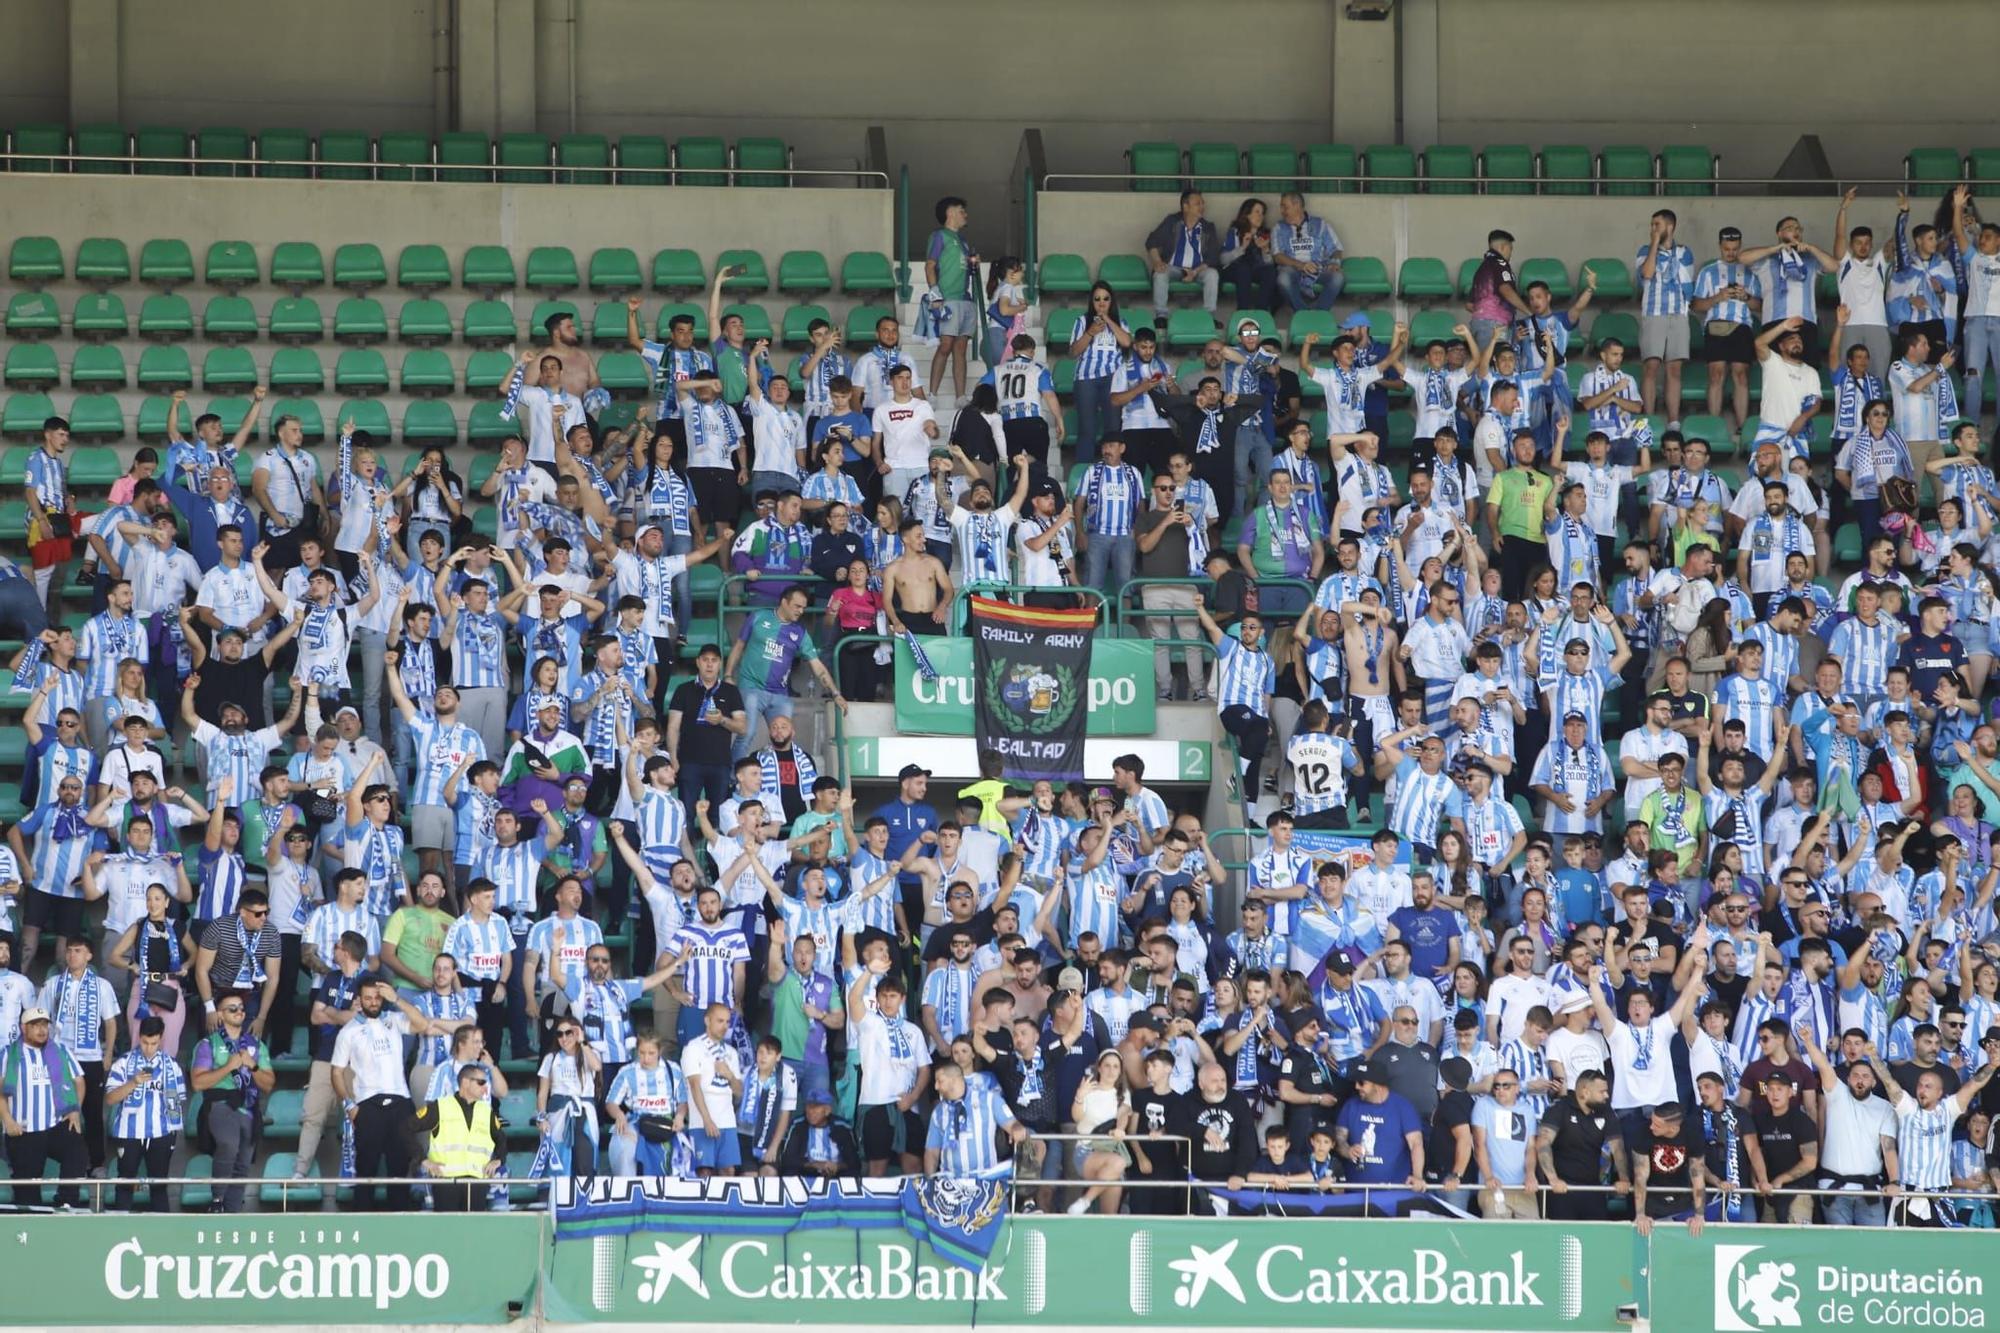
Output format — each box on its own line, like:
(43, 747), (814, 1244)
(464, 1074), (489, 1085)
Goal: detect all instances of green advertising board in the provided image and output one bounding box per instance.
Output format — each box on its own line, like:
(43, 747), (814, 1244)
(1651, 1224), (1999, 1333)
(545, 1215), (1635, 1329)
(894, 637), (1157, 736)
(4, 1213), (543, 1325)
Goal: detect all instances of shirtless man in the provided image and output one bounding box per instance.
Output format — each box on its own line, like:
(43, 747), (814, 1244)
(529, 309), (599, 400)
(884, 518), (955, 637)
(1339, 591), (1405, 770)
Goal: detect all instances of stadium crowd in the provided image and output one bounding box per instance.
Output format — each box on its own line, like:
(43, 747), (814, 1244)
(0, 185), (1998, 1230)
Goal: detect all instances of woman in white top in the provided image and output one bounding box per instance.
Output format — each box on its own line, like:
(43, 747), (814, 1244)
(392, 447), (463, 563)
(1068, 1049), (1133, 1214)
(536, 1017), (602, 1177)
(331, 427), (393, 579)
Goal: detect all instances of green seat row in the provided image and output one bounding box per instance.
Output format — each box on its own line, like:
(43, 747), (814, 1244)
(1123, 140), (1718, 196)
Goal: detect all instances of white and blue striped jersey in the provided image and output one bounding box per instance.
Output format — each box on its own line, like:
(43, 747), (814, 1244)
(1889, 358), (1948, 442)
(17, 801), (98, 898)
(1388, 760), (1455, 847)
(793, 347), (853, 417)
(638, 342), (714, 420)
(526, 913), (604, 997)
(107, 1048), (186, 1138)
(666, 920), (750, 1009)
(920, 963), (978, 1047)
(1248, 845), (1313, 938)
(1713, 672), (1783, 760)
(1499, 1037), (1554, 1117)
(408, 718), (486, 809)
(981, 356), (1054, 421)
(1312, 364), (1386, 437)
(76, 610), (147, 700)
(1739, 621), (1799, 692)
(775, 896), (841, 978)
(1286, 732), (1357, 822)
(637, 787), (687, 881)
(194, 848), (247, 924)
(1826, 615), (1902, 700)
(1636, 241), (1697, 317)
(411, 987), (475, 1066)
(925, 1084), (1017, 1175)
(1065, 853), (1126, 950)
(442, 914), (512, 982)
(1086, 984), (1147, 1045)
(424, 1057), (498, 1104)
(1542, 668), (1610, 737)
(1213, 635), (1275, 716)
(1705, 787), (1769, 877)
(472, 841), (546, 933)
(802, 468), (863, 509)
(1544, 514), (1599, 594)
(24, 449), (67, 512)
(450, 785), (500, 868)
(1892, 1097), (1961, 1192)
(1693, 260), (1761, 327)
(341, 818), (407, 919)
(606, 1060), (686, 1117)
(1577, 366), (1642, 441)
(304, 900), (381, 964)
(566, 975), (645, 1063)
(1756, 248), (1824, 324)
(447, 610), (507, 689)
(1072, 322), (1130, 381)
(190, 722), (285, 813)
(0, 1038), (83, 1132)
(1080, 463), (1143, 536)
(85, 504), (139, 578)
(1111, 354), (1175, 430)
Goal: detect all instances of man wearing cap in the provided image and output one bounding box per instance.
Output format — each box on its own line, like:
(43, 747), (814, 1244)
(1, 1005), (88, 1205)
(1334, 1059), (1424, 1189)
(778, 1089), (860, 1177)
(1692, 227), (1764, 434)
(1531, 710), (1619, 853)
(1744, 1066), (1818, 1223)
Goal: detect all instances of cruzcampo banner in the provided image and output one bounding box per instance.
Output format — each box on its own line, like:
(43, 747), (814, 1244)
(3, 1212), (544, 1324)
(544, 1204), (1635, 1329)
(1651, 1224), (2000, 1333)
(895, 634), (1157, 737)
(968, 597), (1098, 782)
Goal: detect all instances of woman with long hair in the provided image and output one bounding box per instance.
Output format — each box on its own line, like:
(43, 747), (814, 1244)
(393, 445), (464, 561)
(1935, 542), (1997, 696)
(1681, 596), (1736, 698)
(506, 656), (565, 744)
(1886, 976), (1938, 1061)
(1219, 198), (1278, 313)
(983, 256), (1028, 371)
(1497, 887), (1559, 976)
(1068, 1048), (1133, 1214)
(1834, 398), (1915, 549)
(1067, 281), (1133, 458)
(535, 1017), (603, 1178)
(106, 883), (196, 1055)
(947, 381), (1004, 490)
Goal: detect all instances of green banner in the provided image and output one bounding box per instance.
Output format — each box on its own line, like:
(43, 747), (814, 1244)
(1652, 1225), (2000, 1333)
(545, 1215), (1634, 1329)
(894, 637), (1158, 736)
(5, 1213), (543, 1324)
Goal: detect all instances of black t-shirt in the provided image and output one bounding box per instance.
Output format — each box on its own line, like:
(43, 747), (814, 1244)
(667, 678), (746, 768)
(1543, 1095), (1615, 1185)
(1132, 1086), (1181, 1142)
(1380, 1042), (1441, 1119)
(1174, 1090), (1257, 1182)
(309, 970), (362, 1063)
(195, 655), (272, 729)
(1892, 1059), (1962, 1098)
(922, 910), (996, 963)
(1750, 1105), (1816, 1180)
(1428, 1087), (1476, 1183)
(1631, 1119), (1701, 1217)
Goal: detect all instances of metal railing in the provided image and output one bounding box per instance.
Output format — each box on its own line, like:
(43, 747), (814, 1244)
(1038, 170), (1937, 198)
(12, 1174), (546, 1213)
(0, 151), (892, 189)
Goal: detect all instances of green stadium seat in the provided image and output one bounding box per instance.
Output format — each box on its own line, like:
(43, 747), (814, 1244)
(195, 125), (250, 177)
(315, 129), (373, 181)
(1243, 142), (1298, 193)
(599, 351), (651, 392)
(1454, 257), (1483, 297)
(652, 248), (704, 292)
(1682, 413), (1735, 455)
(1362, 144), (1418, 193)
(10, 123), (67, 173)
(1187, 142), (1240, 192)
(252, 127), (309, 179)
(1539, 144), (1594, 195)
(333, 297), (388, 343)
(267, 296), (324, 342)
(1098, 254), (1150, 297)
(3, 345), (58, 389)
(1127, 141), (1182, 191)
(135, 124), (191, 175)
(557, 133), (611, 185)
(1519, 258), (1572, 300)
(74, 122), (129, 174)
(202, 347), (258, 392)
(74, 237), (131, 286)
(587, 300), (631, 345)
(1659, 144), (1715, 196)
(1480, 144), (1536, 195)
(5, 292), (58, 338)
(1340, 257), (1392, 298)
(1422, 144), (1476, 194)
(497, 132), (551, 183)
(328, 399), (383, 440)
(263, 1089), (304, 1139)
(1590, 310), (1641, 353)
(1906, 148), (1963, 184)
(781, 304), (831, 346)
(1302, 142), (1358, 192)
(840, 251), (896, 295)
(1037, 254), (1091, 296)
(527, 301), (579, 341)
(69, 345), (126, 389)
(462, 245), (517, 294)
(332, 242), (387, 291)
(776, 250), (832, 295)
(195, 395), (248, 438)
(716, 250), (769, 292)
(259, 1155), (322, 1206)
(1580, 257), (1635, 302)
(67, 396), (124, 440)
(202, 295), (259, 341)
(3, 393), (55, 436)
(71, 293), (128, 340)
(136, 345), (192, 390)
(437, 131), (492, 183)
(721, 303), (772, 342)
(736, 137), (789, 187)
(675, 136), (727, 186)
(468, 400), (515, 444)
(270, 242), (325, 289)
(587, 246), (643, 294)
(1397, 258), (1454, 299)
(138, 238), (195, 288)
(334, 349), (390, 393)
(270, 349), (328, 392)
(1970, 149), (2000, 184)
(374, 129), (429, 181)
(1595, 145), (1653, 196)
(616, 134), (669, 184)
(1041, 307), (1083, 347)
(397, 244), (451, 292)
(1165, 309), (1218, 349)
(399, 348), (457, 395)
(844, 304), (893, 344)
(461, 300), (516, 345)
(8, 236), (63, 284)
(204, 240), (259, 289)
(1408, 310), (1462, 348)
(403, 400), (459, 443)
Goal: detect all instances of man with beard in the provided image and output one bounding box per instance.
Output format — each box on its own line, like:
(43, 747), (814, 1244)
(1174, 1058), (1257, 1205)
(530, 308), (600, 402)
(385, 654), (484, 887)
(946, 455), (1034, 590)
(1536, 1068), (1631, 1221)
(1158, 376), (1264, 525)
(329, 976), (420, 1209)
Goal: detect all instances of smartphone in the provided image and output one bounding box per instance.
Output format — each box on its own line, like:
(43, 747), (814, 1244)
(1172, 498), (1186, 513)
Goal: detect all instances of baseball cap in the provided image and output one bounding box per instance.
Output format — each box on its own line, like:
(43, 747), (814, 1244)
(1762, 1069), (1800, 1090)
(1322, 952), (1356, 976)
(929, 444), (953, 458)
(1556, 991), (1592, 1015)
(635, 523), (663, 543)
(1440, 1056), (1472, 1090)
(897, 764), (931, 781)
(1340, 312), (1372, 329)
(804, 1090), (833, 1107)
(1719, 226), (1743, 242)
(1235, 315), (1263, 337)
(1351, 1059), (1383, 1084)
(1285, 1007), (1320, 1033)
(20, 1007), (50, 1025)
(333, 706), (360, 722)
(563, 773), (590, 788)
(1055, 966), (1085, 993)
(215, 625), (246, 642)
(1563, 710), (1587, 723)
(1129, 1013), (1165, 1034)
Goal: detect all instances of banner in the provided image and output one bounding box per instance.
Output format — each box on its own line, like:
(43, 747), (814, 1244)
(894, 636), (1157, 737)
(4, 1213), (542, 1324)
(967, 597), (1099, 782)
(1651, 1224), (2000, 1333)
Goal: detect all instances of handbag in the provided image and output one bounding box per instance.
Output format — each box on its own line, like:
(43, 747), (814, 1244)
(276, 449), (327, 542)
(1882, 475), (1919, 516)
(304, 789), (342, 824)
(636, 1114), (678, 1143)
(142, 980), (181, 1012)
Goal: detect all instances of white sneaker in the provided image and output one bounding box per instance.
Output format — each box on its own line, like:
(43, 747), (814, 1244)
(1066, 1197), (1092, 1215)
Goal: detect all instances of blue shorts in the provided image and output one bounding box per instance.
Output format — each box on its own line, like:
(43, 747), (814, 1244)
(691, 1127), (742, 1170)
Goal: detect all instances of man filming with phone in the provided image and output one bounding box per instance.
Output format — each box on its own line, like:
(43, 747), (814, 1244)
(1136, 473), (1208, 702)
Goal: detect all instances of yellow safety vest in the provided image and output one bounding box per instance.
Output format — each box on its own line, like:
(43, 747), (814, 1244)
(426, 1097), (494, 1179)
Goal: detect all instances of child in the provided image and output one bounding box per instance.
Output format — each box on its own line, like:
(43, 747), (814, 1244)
(1672, 498), (1717, 566)
(738, 1035), (798, 1176)
(983, 256), (1028, 371)
(717, 757), (767, 836)
(1305, 1127), (1341, 1187)
(1458, 893), (1495, 975)
(108, 447), (159, 507)
(1246, 1125), (1314, 1188)
(1552, 838), (1602, 930)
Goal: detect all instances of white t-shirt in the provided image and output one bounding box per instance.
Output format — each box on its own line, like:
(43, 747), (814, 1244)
(1758, 351), (1822, 437)
(1545, 1026), (1609, 1083)
(1838, 253), (1889, 327)
(518, 385), (586, 465)
(1617, 724), (1689, 809)
(1820, 1078), (1898, 1177)
(871, 398), (938, 470)
(1606, 1015), (1677, 1110)
(1487, 974), (1552, 1045)
(1563, 462), (1631, 536)
(853, 1010), (924, 1105)
(748, 400), (806, 478)
(678, 1034), (742, 1130)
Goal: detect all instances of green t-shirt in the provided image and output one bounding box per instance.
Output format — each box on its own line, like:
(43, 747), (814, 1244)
(928, 227), (973, 301)
(790, 810), (848, 860)
(1487, 466), (1555, 542)
(770, 969), (841, 1063)
(382, 905), (454, 985)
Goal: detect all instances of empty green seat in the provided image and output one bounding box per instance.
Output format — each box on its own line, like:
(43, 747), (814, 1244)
(1165, 309), (1218, 348)
(136, 345), (193, 389)
(396, 297), (452, 343)
(202, 295), (259, 341)
(271, 242), (324, 289)
(1906, 148), (1962, 183)
(468, 400), (515, 443)
(1518, 258), (1572, 299)
(397, 244), (451, 291)
(651, 249), (704, 292)
(462, 245), (516, 293)
(316, 129), (372, 181)
(399, 349), (456, 394)
(1398, 258), (1454, 299)
(203, 347), (259, 391)
(674, 136), (726, 186)
(436, 132), (492, 182)
(205, 240), (259, 289)
(3, 345), (58, 388)
(497, 132), (551, 183)
(1480, 144), (1535, 195)
(70, 345), (127, 388)
(589, 247), (642, 292)
(1363, 144), (1418, 193)
(1599, 146), (1655, 196)
(1041, 307), (1083, 346)
(68, 397), (124, 439)
(557, 133), (611, 185)
(334, 349), (390, 393)
(328, 399), (383, 439)
(1590, 311), (1641, 353)
(462, 300), (517, 343)
(464, 350), (514, 393)
(1540, 144), (1594, 195)
(588, 301), (631, 344)
(843, 304), (893, 343)
(10, 124), (67, 173)
(776, 250), (831, 294)
(5, 292), (58, 337)
(269, 348), (325, 391)
(70, 442), (123, 485)
(253, 127), (309, 179)
(75, 237), (131, 286)
(1408, 310), (1462, 347)
(403, 400), (459, 443)
(736, 137), (788, 187)
(139, 238), (195, 287)
(1659, 144), (1715, 196)
(721, 303), (772, 342)
(1127, 141), (1181, 191)
(1455, 257), (1483, 297)
(135, 125), (191, 175)
(71, 293), (128, 339)
(1581, 257), (1635, 302)
(716, 250), (769, 292)
(781, 304), (831, 346)
(1187, 142), (1240, 192)
(598, 351), (650, 392)
(74, 123), (129, 174)
(1421, 144), (1476, 194)
(334, 297), (388, 342)
(195, 126), (250, 177)
(3, 393), (55, 435)
(268, 297), (324, 341)
(1971, 149), (2000, 183)
(1098, 255), (1151, 297)
(332, 243), (386, 290)
(1244, 143), (1298, 192)
(377, 130), (432, 181)
(1038, 254), (1091, 295)
(1340, 257), (1392, 298)
(840, 251), (896, 294)
(616, 135), (669, 184)
(1303, 142), (1358, 192)
(8, 236), (63, 284)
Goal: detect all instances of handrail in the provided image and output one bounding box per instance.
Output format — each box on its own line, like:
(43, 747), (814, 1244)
(1024, 159), (1041, 303)
(1038, 170), (1923, 196)
(828, 630), (898, 783)
(0, 151), (892, 188)
(896, 165), (912, 301)
(1113, 575), (1211, 629)
(946, 583), (1107, 626)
